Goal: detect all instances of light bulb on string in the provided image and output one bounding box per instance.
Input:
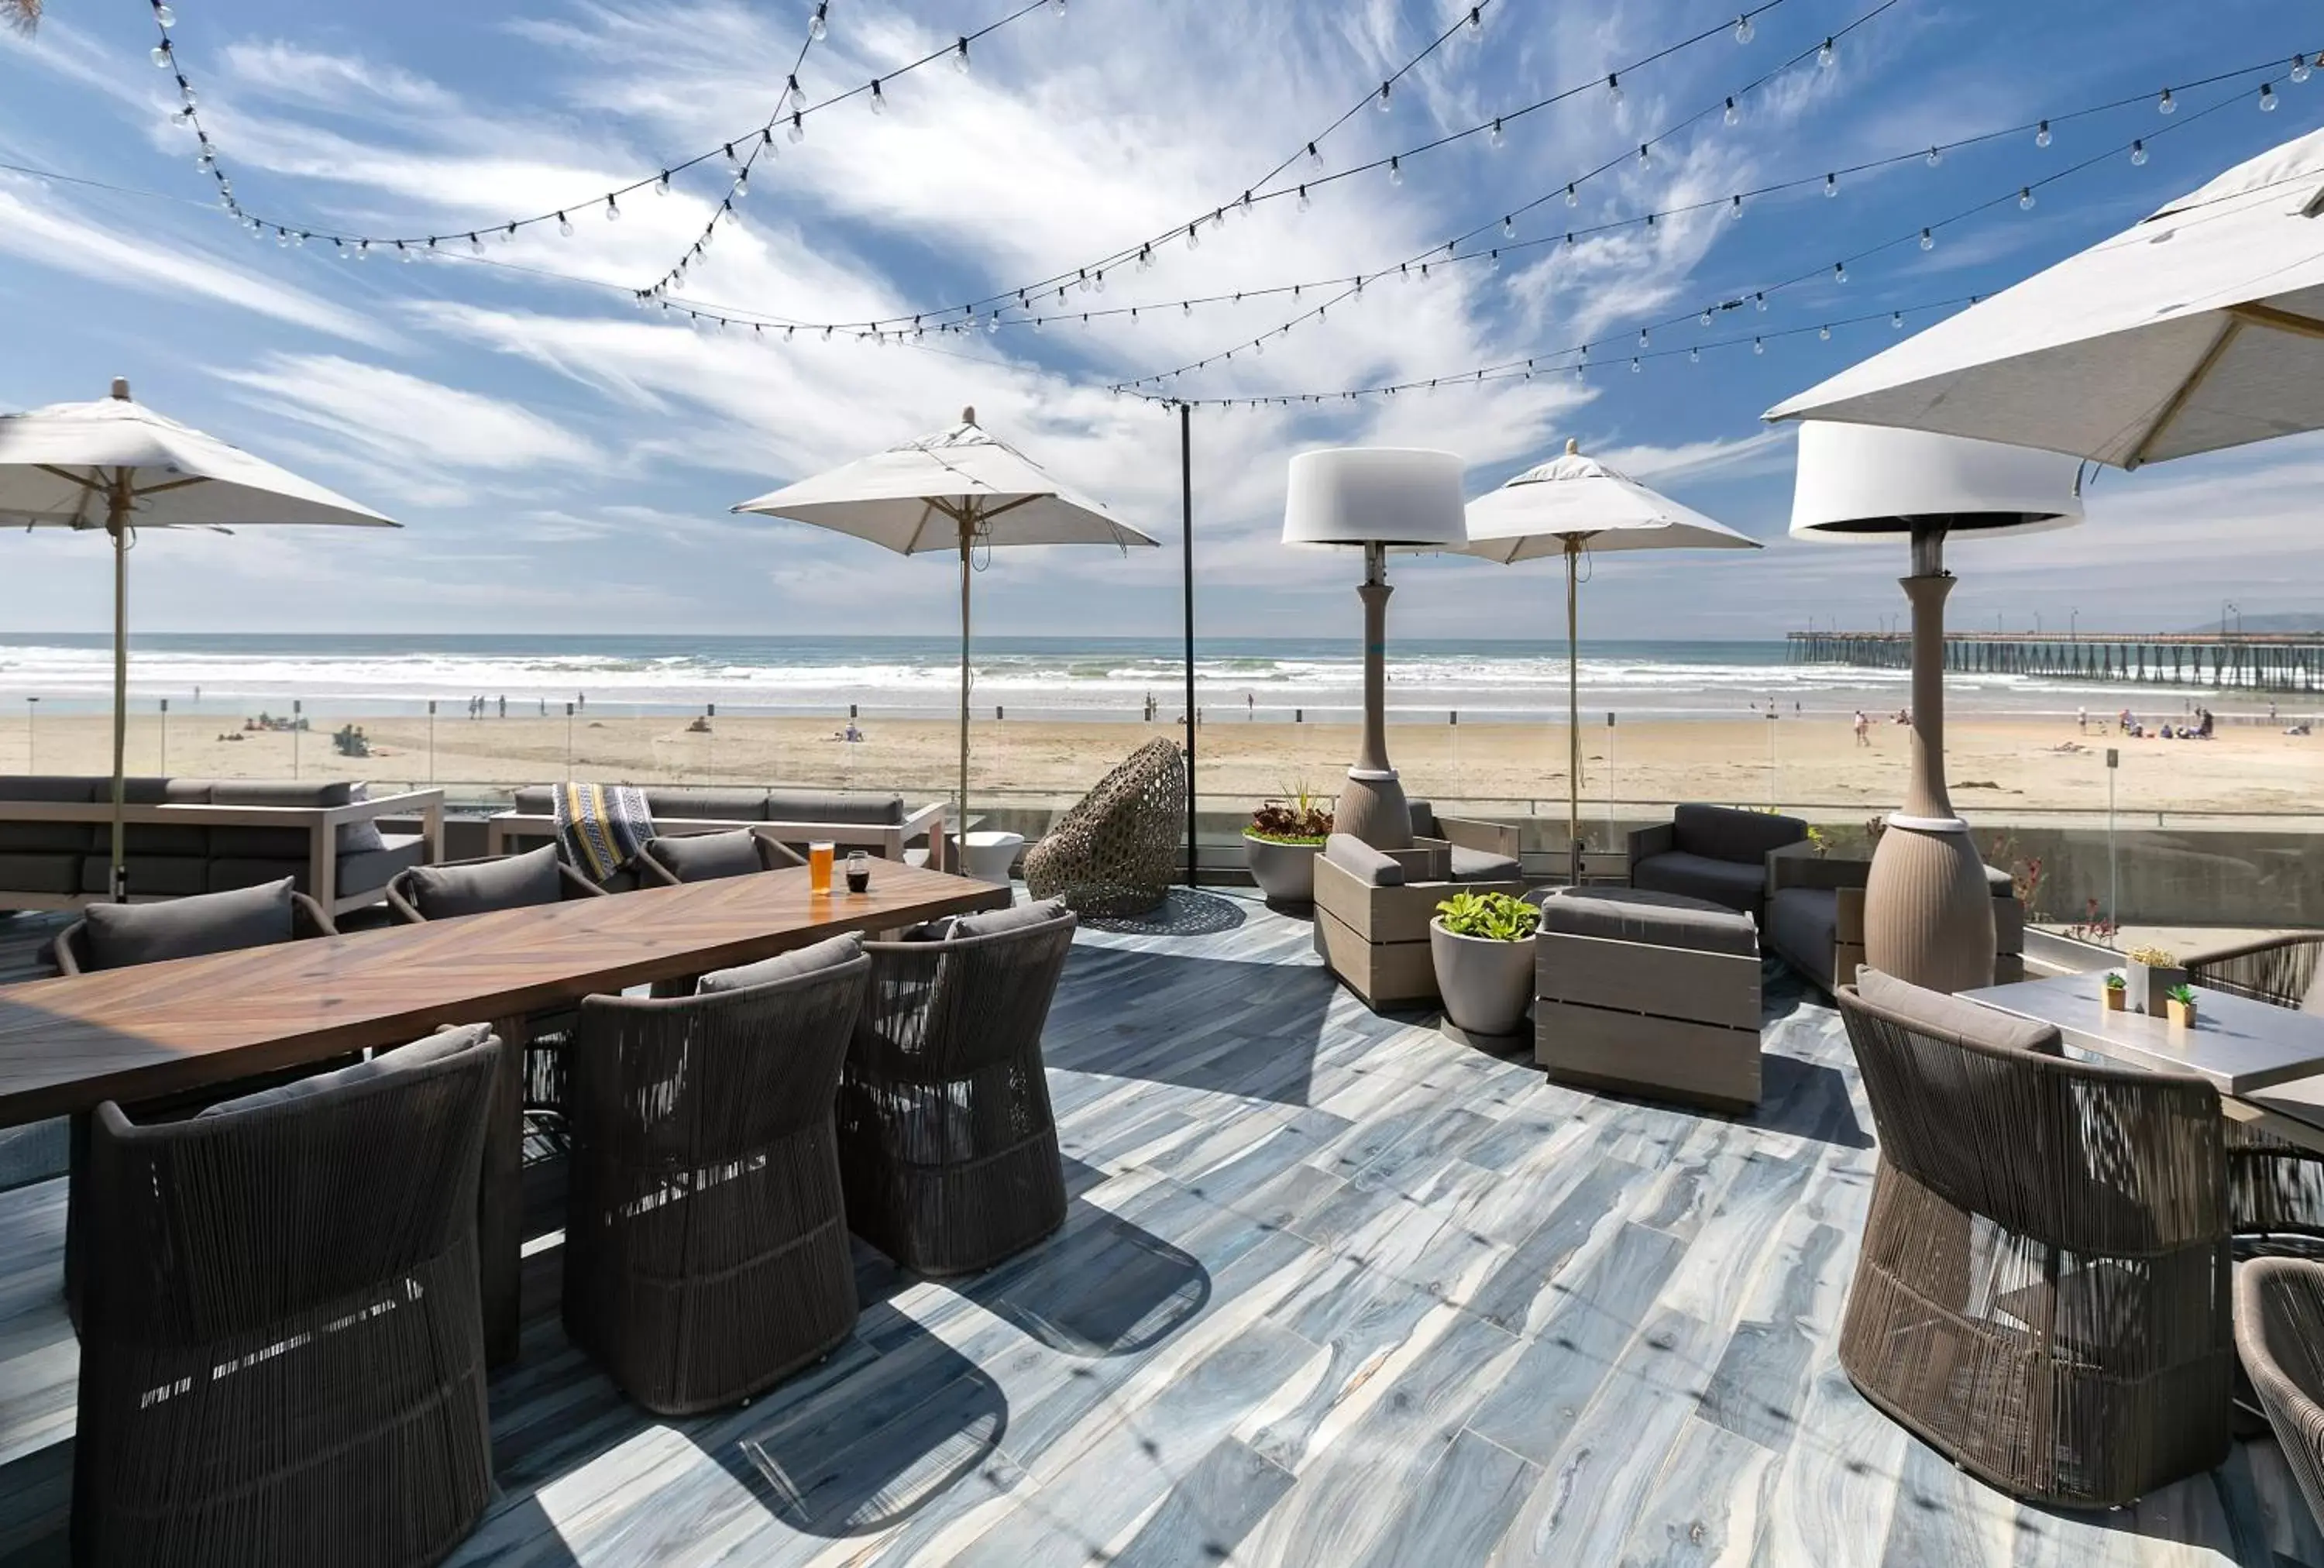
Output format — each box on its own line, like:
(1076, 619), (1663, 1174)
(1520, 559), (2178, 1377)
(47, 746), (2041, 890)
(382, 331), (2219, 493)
(1075, 270), (1091, 294)
(1819, 325), (1831, 340)
(1630, 358), (1641, 374)
(1724, 97), (1738, 126)
(1891, 311), (1904, 329)
(2130, 139), (2147, 166)
(1638, 143), (1651, 165)
(724, 143), (741, 172)
(1689, 347), (1700, 363)
(558, 211), (573, 236)
(1490, 249), (1501, 270)
(1638, 328), (1649, 348)
(1834, 260), (1846, 282)
(808, 2), (827, 41)
(1306, 141), (1322, 169)
(1297, 184), (1311, 211)
(1729, 193), (1742, 218)
(1094, 270), (1105, 294)
(1824, 172), (1837, 198)
(468, 232), (483, 254)
(150, 42), (170, 67)
(1501, 215), (1514, 239)
(1136, 244), (1153, 270)
(1734, 12), (1753, 43)
(356, 240), (370, 261)
(735, 167), (750, 198)
(1926, 146), (1941, 167)
(1388, 156), (1403, 185)
(1378, 80), (1393, 112)
(2295, 54), (2313, 84)
(1919, 226), (1934, 249)
(1465, 5), (1481, 35)
(1752, 336), (1764, 354)
(655, 170), (671, 195)
(2158, 88), (2176, 115)
(2018, 186), (2034, 210)
(2261, 83), (2278, 112)
(1489, 117), (1504, 148)
(2036, 119), (2051, 147)
(788, 112), (805, 143)
(869, 80), (886, 114)
(153, 2), (174, 22)
(953, 37), (970, 74)
(1818, 37), (1834, 67)
(276, 228), (289, 246)
(1050, 0), (1064, 14)
(1606, 72), (1621, 104)
(1184, 222), (1199, 250)
(1700, 308), (1714, 326)
(1753, 291), (1765, 311)
(1565, 183), (1578, 207)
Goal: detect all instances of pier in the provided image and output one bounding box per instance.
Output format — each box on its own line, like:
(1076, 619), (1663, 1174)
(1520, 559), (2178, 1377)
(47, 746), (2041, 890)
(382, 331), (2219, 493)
(1789, 629), (2324, 692)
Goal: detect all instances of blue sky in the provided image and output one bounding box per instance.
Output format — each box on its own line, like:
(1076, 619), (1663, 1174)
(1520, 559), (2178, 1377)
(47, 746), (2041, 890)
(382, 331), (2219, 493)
(0, 0), (2317, 640)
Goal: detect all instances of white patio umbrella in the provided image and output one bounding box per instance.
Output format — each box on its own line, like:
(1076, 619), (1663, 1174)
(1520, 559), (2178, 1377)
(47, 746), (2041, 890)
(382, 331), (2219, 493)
(734, 407), (1157, 834)
(1765, 125), (2324, 467)
(1460, 440), (1759, 867)
(0, 379), (397, 901)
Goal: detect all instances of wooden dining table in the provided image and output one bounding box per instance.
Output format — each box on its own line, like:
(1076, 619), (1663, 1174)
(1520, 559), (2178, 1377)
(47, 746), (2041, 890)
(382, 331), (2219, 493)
(0, 861), (1010, 1363)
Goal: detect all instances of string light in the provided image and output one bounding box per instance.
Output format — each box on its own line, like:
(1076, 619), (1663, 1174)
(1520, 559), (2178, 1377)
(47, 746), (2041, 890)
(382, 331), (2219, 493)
(1734, 12), (1755, 43)
(869, 78), (887, 114)
(2018, 186), (2035, 209)
(2261, 82), (2278, 112)
(954, 37), (971, 73)
(2035, 119), (2051, 147)
(1724, 97), (1739, 126)
(1378, 80), (1394, 112)
(604, 194), (619, 221)
(1388, 156), (1404, 186)
(1490, 118), (1506, 148)
(1920, 226), (1934, 249)
(1817, 36), (1834, 67)
(2130, 139), (2148, 165)
(2160, 88), (2177, 114)
(1824, 171), (1838, 197)
(1833, 260), (1846, 281)
(808, 2), (828, 41)
(2295, 54), (2314, 84)
(1926, 146), (1941, 167)
(1606, 72), (1622, 105)
(557, 211), (573, 236)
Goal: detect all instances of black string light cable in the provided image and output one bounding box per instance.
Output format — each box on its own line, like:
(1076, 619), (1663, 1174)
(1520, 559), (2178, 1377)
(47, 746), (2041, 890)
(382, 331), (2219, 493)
(689, 46), (2307, 346)
(1121, 74), (2273, 409)
(1113, 0), (1909, 391)
(141, 0), (1061, 260)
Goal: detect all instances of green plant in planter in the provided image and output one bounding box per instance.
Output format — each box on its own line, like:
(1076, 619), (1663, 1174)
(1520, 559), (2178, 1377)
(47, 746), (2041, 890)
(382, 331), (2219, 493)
(1435, 891), (1540, 942)
(1248, 784), (1332, 845)
(2167, 983), (2198, 1006)
(2102, 972), (2126, 991)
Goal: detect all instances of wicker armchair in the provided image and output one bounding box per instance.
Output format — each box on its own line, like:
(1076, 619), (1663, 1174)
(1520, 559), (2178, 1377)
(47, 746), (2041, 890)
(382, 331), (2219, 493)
(74, 1027), (501, 1568)
(1023, 739), (1184, 916)
(53, 885), (335, 975)
(636, 828), (806, 885)
(1836, 978), (2233, 1508)
(562, 944), (870, 1415)
(841, 903), (1077, 1274)
(2183, 933), (2324, 1244)
(2234, 1256), (2324, 1533)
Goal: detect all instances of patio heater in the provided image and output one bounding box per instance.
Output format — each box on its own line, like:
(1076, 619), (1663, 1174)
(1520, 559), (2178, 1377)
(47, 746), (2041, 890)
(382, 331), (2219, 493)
(1281, 449), (1466, 849)
(1789, 422), (2081, 992)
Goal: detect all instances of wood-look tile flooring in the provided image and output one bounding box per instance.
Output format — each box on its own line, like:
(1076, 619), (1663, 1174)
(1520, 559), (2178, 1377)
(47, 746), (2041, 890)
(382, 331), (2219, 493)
(0, 896), (2319, 1565)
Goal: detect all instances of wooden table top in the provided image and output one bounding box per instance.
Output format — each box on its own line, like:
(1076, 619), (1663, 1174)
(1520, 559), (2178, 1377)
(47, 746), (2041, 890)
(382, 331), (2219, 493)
(1961, 969), (2324, 1096)
(0, 861), (1008, 1126)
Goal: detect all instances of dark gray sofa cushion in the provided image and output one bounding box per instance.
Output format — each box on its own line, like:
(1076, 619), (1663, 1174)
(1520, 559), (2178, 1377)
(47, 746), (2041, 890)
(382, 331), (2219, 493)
(953, 899), (1067, 938)
(82, 877), (296, 970)
(698, 931), (864, 993)
(198, 1023), (493, 1118)
(511, 786), (555, 815)
(1856, 966), (2058, 1055)
(763, 789), (906, 826)
(1672, 804), (1807, 865)
(648, 829), (766, 882)
(640, 789), (772, 822)
(1765, 885), (1838, 991)
(114, 778), (211, 856)
(1323, 834), (1403, 888)
(208, 834), (427, 899)
(0, 852), (81, 895)
(1536, 885), (1758, 957)
(0, 775), (97, 854)
(1632, 850), (1766, 916)
(1448, 846), (1522, 882)
(404, 844), (563, 919)
(0, 776), (98, 801)
(81, 854), (209, 898)
(208, 779), (357, 857)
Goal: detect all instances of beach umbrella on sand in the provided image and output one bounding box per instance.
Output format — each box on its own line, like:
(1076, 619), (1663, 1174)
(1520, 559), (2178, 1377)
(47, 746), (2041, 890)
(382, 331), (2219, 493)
(0, 379), (397, 901)
(734, 407), (1157, 841)
(1765, 125), (2324, 468)
(1458, 440), (1758, 875)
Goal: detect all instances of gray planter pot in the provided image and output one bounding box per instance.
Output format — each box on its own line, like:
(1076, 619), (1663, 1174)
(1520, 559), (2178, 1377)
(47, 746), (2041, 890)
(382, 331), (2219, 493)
(1430, 917), (1535, 1042)
(1244, 833), (1322, 907)
(2127, 958), (2187, 1015)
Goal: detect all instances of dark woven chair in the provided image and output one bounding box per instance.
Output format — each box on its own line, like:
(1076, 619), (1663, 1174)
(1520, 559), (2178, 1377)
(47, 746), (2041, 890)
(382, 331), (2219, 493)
(53, 882), (335, 975)
(1836, 974), (2233, 1508)
(2183, 934), (2324, 1244)
(636, 827), (806, 885)
(562, 935), (869, 1415)
(2235, 1256), (2324, 1533)
(74, 1026), (501, 1568)
(841, 902), (1077, 1274)
(1023, 739), (1184, 916)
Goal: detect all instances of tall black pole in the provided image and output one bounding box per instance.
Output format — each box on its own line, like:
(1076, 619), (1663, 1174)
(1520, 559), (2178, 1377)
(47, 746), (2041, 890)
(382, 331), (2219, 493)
(1179, 401), (1197, 888)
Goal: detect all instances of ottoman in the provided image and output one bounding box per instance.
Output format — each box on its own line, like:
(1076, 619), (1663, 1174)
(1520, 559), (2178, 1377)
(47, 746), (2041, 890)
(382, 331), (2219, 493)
(1534, 886), (1762, 1112)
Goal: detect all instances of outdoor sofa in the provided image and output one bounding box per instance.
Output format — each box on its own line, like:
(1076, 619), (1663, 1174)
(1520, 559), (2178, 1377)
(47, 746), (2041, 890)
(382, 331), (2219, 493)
(1628, 803), (1807, 922)
(1762, 841), (2027, 994)
(0, 775), (443, 919)
(487, 786), (947, 868)
(1312, 802), (1525, 1010)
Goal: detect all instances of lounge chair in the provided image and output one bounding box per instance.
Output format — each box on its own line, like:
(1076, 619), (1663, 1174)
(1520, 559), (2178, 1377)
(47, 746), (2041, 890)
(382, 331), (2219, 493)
(840, 901), (1077, 1274)
(562, 935), (868, 1415)
(1312, 820), (1525, 1011)
(73, 1025), (501, 1568)
(1628, 803), (1807, 920)
(2233, 1257), (2324, 1535)
(1023, 738), (1184, 916)
(1836, 968), (2232, 1507)
(636, 827), (805, 885)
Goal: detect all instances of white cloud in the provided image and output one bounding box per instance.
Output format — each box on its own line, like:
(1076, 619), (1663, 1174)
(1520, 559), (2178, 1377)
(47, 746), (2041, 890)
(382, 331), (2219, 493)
(211, 353), (600, 474)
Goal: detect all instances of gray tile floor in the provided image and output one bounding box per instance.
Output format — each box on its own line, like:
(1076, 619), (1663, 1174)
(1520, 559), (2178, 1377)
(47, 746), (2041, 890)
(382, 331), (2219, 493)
(0, 894), (2319, 1565)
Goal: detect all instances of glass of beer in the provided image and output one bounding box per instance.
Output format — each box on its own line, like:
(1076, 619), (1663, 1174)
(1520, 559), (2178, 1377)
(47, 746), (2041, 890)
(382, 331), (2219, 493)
(808, 841), (835, 894)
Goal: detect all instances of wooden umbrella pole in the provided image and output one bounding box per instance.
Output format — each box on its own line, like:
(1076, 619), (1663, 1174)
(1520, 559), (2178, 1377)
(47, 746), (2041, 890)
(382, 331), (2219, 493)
(1566, 536), (1581, 882)
(957, 509), (973, 864)
(108, 470), (131, 903)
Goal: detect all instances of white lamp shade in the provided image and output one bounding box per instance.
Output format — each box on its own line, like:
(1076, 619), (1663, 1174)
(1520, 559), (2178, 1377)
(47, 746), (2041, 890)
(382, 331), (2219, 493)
(1282, 448), (1466, 548)
(1789, 421), (2084, 544)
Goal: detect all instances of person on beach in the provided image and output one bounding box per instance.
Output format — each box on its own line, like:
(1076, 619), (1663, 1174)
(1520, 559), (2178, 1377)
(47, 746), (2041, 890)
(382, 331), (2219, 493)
(498, 695), (506, 719)
(1246, 693), (1255, 720)
(2077, 706), (2087, 733)
(1853, 710), (1869, 747)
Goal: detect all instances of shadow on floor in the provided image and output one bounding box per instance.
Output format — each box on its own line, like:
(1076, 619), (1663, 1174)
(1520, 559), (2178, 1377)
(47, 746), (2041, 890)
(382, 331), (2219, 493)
(1077, 888), (1250, 937)
(1750, 1054), (1874, 1150)
(947, 1198), (1212, 1358)
(1044, 944), (1342, 1106)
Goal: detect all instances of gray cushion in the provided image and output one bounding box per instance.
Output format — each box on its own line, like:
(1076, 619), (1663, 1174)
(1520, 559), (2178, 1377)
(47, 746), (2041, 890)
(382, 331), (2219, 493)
(1536, 885), (1758, 957)
(511, 786), (556, 815)
(1672, 804), (1807, 865)
(404, 845), (563, 919)
(649, 829), (767, 883)
(952, 898), (1067, 938)
(0, 820), (95, 854)
(198, 1023), (493, 1118)
(81, 854), (209, 897)
(1632, 850), (1767, 915)
(1448, 846), (1522, 883)
(338, 782), (387, 855)
(1983, 863), (2015, 896)
(209, 779), (358, 858)
(1855, 966), (2058, 1055)
(762, 789), (906, 826)
(1765, 886), (1839, 990)
(1406, 799), (1439, 838)
(641, 789), (774, 823)
(697, 931), (865, 993)
(82, 878), (297, 970)
(0, 776), (98, 802)
(0, 852), (81, 895)
(1324, 834), (1404, 887)
(210, 834), (428, 899)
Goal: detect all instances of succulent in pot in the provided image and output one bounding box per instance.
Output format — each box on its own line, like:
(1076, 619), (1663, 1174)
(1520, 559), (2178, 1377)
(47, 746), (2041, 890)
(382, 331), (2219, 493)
(2102, 971), (2126, 1012)
(1244, 786), (1332, 907)
(1430, 891), (1541, 1045)
(2165, 982), (2199, 1027)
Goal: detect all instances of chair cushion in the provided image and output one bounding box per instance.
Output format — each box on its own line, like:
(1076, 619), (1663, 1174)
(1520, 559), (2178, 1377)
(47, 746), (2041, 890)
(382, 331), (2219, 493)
(81, 854), (210, 897)
(697, 931), (865, 993)
(404, 845), (563, 919)
(1765, 885), (1840, 989)
(1672, 804), (1807, 865)
(1855, 966), (2058, 1055)
(198, 1023), (493, 1118)
(0, 852), (81, 895)
(0, 775), (98, 802)
(1632, 850), (1767, 914)
(81, 878), (297, 970)
(1448, 846), (1522, 882)
(338, 783), (387, 855)
(953, 898), (1067, 938)
(1537, 885), (1758, 957)
(1324, 834), (1404, 887)
(208, 780), (358, 858)
(762, 789), (906, 826)
(1406, 799), (1440, 839)
(640, 789), (774, 822)
(649, 829), (766, 882)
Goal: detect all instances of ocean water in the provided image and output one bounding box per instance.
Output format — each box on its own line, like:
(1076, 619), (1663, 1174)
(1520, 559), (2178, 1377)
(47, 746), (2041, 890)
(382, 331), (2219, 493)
(0, 632), (2212, 720)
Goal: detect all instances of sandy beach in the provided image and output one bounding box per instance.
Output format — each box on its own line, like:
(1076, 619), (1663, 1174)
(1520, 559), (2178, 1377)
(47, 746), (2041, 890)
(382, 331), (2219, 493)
(0, 707), (2310, 820)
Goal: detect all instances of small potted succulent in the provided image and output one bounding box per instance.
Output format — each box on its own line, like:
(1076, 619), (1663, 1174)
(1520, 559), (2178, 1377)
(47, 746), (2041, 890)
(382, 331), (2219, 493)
(2166, 983), (2199, 1027)
(1244, 787), (1332, 909)
(2126, 945), (2187, 1015)
(2102, 971), (2127, 1011)
(1431, 891), (1541, 1046)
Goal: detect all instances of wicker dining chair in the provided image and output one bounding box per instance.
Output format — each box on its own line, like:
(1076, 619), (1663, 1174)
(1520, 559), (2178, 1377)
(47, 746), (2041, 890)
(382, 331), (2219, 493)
(1023, 738), (1184, 916)
(562, 935), (869, 1415)
(52, 877), (336, 975)
(74, 1025), (501, 1568)
(841, 901), (1077, 1275)
(2234, 1256), (2324, 1533)
(2178, 933), (2324, 1246)
(1836, 973), (2233, 1508)
(636, 827), (806, 885)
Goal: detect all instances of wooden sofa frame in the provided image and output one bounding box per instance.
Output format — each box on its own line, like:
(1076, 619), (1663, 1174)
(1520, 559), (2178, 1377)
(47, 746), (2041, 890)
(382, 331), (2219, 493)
(485, 799), (950, 871)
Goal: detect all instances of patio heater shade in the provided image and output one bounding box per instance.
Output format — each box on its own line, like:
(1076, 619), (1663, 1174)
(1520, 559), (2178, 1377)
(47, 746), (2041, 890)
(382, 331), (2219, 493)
(1281, 449), (1467, 548)
(1788, 422), (2085, 540)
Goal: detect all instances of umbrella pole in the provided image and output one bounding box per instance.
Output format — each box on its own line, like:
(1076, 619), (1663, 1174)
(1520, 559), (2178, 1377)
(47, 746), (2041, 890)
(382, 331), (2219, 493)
(1179, 401), (1196, 889)
(1566, 537), (1581, 886)
(957, 512), (972, 868)
(108, 473), (130, 903)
